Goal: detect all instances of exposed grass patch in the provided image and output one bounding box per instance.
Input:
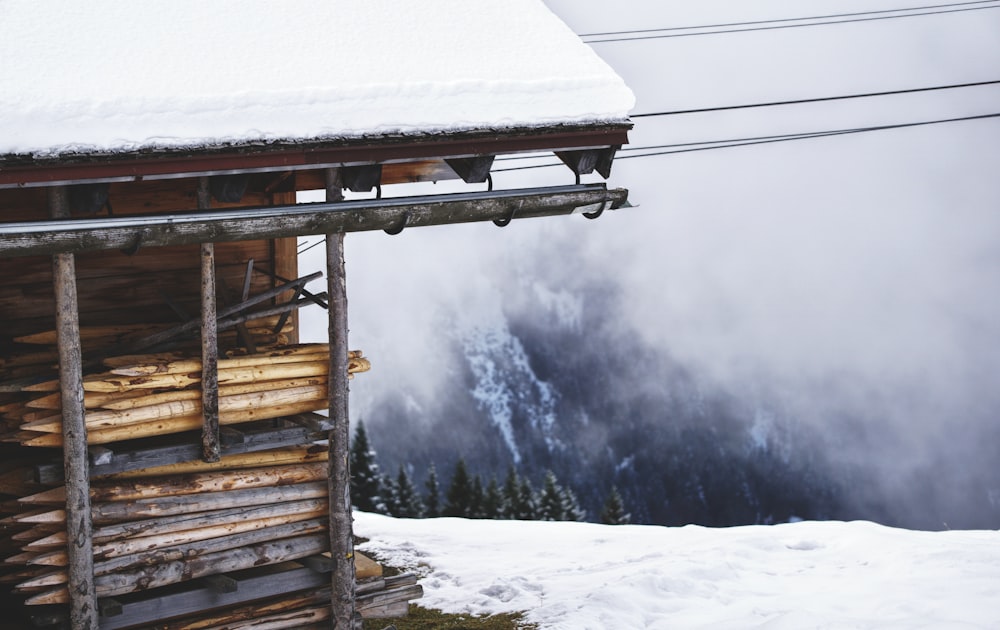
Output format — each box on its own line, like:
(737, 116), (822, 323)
(363, 604), (538, 629)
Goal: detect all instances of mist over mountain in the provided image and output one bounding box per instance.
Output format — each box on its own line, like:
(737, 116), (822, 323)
(330, 240), (1000, 531)
(296, 0), (1000, 530)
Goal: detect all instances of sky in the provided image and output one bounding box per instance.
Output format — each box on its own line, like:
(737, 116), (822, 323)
(299, 0), (1000, 524)
(355, 511), (1000, 629)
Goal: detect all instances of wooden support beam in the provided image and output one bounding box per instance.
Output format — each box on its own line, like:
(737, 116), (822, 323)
(50, 185), (99, 629)
(0, 184), (630, 258)
(199, 178), (221, 463)
(325, 168), (357, 627)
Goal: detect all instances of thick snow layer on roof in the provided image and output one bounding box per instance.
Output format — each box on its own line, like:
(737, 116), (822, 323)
(0, 0), (634, 157)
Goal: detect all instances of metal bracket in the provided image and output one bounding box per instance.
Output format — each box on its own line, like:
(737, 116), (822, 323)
(384, 211), (410, 235)
(493, 207), (516, 227)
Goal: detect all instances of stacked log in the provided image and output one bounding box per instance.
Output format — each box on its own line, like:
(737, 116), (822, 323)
(9, 343), (369, 446)
(1, 448), (421, 627)
(0, 272), (423, 626)
(0, 317), (310, 445)
(0, 316), (295, 383)
(5, 456), (331, 603)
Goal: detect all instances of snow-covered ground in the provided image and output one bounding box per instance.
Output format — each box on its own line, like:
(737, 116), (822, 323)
(355, 512), (1000, 629)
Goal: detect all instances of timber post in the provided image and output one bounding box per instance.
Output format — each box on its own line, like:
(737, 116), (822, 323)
(50, 186), (99, 629)
(325, 168), (357, 626)
(198, 177), (221, 462)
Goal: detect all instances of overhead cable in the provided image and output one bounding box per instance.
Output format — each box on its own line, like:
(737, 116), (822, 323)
(631, 79), (1000, 119)
(582, 2), (1000, 42)
(579, 0), (998, 37)
(492, 112), (1000, 172)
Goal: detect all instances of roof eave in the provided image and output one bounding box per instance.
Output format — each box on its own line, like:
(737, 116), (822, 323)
(0, 123), (631, 189)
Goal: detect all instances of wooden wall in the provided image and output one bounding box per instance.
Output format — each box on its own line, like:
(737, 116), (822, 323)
(0, 178), (298, 358)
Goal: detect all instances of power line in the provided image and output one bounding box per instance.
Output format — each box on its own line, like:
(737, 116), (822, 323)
(631, 79), (1000, 119)
(491, 112), (1000, 172)
(582, 3), (1000, 43)
(495, 131), (835, 162)
(492, 78), (1000, 162)
(578, 0), (997, 37)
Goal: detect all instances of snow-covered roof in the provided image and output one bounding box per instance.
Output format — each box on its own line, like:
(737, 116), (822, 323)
(0, 0), (634, 159)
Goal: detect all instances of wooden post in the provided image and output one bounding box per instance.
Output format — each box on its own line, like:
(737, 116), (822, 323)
(198, 178), (221, 463)
(50, 186), (99, 629)
(325, 168), (356, 627)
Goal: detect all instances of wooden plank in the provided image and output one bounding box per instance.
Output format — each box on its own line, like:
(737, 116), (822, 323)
(94, 563), (329, 630)
(27, 534), (330, 603)
(35, 427), (327, 482)
(357, 584), (423, 617)
(145, 584), (331, 630)
(21, 461), (328, 505)
(106, 343), (331, 376)
(93, 517), (328, 577)
(23, 496), (327, 552)
(26, 500), (328, 562)
(88, 481), (329, 524)
(23, 395), (329, 445)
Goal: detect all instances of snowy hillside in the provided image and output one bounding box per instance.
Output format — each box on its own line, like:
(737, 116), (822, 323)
(355, 512), (1000, 629)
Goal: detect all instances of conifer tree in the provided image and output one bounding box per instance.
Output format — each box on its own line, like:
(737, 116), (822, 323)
(538, 470), (565, 521)
(501, 466), (521, 519)
(380, 472), (399, 517)
(482, 476), (503, 519)
(560, 484), (587, 522)
(515, 476), (537, 520)
(424, 463), (441, 517)
(470, 475), (484, 518)
(349, 420), (383, 513)
(394, 465), (425, 518)
(443, 458), (473, 517)
(600, 485), (631, 525)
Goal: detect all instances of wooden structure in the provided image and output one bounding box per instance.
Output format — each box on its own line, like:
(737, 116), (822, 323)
(0, 134), (630, 630)
(0, 2), (633, 627)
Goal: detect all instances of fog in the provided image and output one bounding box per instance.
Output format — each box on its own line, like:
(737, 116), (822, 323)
(300, 1), (1000, 527)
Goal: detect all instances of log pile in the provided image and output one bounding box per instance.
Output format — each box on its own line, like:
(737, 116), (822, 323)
(0, 336), (423, 627)
(0, 316), (295, 384)
(0, 262), (423, 627)
(3, 343), (369, 447)
(1, 448), (421, 628)
(5, 453), (331, 603)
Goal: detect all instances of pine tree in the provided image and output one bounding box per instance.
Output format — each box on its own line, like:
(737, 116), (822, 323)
(394, 465), (425, 518)
(469, 475), (484, 518)
(515, 476), (536, 520)
(424, 463), (441, 517)
(349, 420), (383, 513)
(560, 484), (587, 522)
(538, 470), (564, 521)
(482, 476), (503, 519)
(600, 485), (631, 525)
(380, 472), (399, 517)
(443, 458), (472, 517)
(501, 466), (521, 519)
